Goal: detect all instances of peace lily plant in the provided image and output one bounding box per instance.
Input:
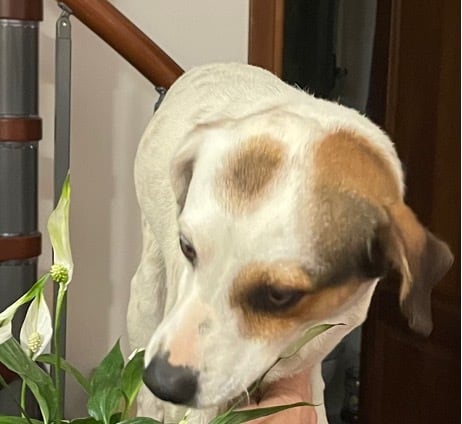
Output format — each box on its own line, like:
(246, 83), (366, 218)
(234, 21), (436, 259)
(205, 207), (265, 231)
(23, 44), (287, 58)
(0, 174), (336, 424)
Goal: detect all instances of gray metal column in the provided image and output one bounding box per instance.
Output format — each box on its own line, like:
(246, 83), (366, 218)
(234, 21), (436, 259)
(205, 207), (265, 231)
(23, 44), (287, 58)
(0, 0), (43, 413)
(52, 6), (72, 415)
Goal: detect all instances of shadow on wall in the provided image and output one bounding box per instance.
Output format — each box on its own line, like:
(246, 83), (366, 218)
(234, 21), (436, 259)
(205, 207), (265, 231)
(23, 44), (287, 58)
(65, 16), (117, 415)
(40, 2), (147, 416)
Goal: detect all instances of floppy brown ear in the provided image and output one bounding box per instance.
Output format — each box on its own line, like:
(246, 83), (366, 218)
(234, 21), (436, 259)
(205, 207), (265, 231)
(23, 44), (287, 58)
(383, 203), (454, 336)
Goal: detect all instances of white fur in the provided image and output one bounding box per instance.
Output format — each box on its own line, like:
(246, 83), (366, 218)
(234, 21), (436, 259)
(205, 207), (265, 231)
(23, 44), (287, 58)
(127, 63), (404, 423)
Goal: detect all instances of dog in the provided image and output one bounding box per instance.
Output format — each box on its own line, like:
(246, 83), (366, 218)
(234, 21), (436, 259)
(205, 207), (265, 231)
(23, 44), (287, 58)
(127, 63), (453, 424)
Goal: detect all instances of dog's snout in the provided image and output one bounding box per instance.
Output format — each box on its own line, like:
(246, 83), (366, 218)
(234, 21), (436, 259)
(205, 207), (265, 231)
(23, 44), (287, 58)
(143, 352), (198, 405)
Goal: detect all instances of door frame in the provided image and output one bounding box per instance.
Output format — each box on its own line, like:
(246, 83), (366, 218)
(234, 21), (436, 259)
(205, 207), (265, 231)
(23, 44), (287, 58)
(248, 0), (285, 77)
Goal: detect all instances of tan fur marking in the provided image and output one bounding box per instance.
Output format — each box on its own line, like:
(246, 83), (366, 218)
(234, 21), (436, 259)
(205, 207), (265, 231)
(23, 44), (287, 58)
(166, 332), (198, 368)
(386, 203), (429, 303)
(312, 130), (401, 204)
(230, 261), (362, 339)
(230, 261), (362, 338)
(297, 130), (400, 279)
(216, 135), (285, 213)
(231, 261), (313, 296)
(166, 302), (211, 368)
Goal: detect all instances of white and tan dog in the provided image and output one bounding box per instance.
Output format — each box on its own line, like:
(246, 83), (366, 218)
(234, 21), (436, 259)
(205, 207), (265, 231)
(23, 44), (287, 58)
(127, 63), (453, 424)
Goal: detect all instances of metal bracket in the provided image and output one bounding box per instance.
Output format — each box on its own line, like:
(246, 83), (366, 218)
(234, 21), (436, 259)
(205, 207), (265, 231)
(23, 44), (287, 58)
(154, 86), (167, 112)
(58, 2), (73, 16)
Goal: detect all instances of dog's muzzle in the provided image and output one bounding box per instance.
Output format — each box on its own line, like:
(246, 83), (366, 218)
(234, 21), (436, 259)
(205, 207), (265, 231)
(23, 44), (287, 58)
(143, 352), (199, 406)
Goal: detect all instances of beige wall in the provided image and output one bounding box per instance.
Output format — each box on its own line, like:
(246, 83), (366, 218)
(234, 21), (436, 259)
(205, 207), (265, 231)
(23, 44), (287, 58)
(39, 1), (249, 416)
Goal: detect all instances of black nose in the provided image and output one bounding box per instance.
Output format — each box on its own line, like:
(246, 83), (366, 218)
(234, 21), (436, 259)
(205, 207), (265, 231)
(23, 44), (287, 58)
(143, 352), (198, 405)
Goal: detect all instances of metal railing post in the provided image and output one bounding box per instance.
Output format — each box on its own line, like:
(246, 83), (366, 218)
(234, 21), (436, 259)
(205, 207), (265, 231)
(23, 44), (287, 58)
(51, 4), (73, 414)
(0, 0), (43, 414)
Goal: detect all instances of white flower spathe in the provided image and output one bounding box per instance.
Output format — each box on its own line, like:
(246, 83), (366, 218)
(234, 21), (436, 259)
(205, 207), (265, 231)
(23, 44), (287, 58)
(20, 292), (52, 359)
(0, 320), (12, 345)
(47, 173), (73, 286)
(0, 274), (49, 346)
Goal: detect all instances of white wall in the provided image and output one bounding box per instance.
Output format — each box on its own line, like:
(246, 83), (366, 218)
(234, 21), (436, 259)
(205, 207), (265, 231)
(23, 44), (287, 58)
(39, 1), (249, 417)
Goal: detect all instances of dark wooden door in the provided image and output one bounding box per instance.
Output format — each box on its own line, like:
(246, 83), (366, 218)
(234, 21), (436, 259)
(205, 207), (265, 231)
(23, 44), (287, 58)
(248, 0), (460, 421)
(359, 0), (460, 423)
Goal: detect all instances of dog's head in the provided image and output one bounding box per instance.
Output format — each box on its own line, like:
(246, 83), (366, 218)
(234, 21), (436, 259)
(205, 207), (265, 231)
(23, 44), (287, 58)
(142, 109), (453, 408)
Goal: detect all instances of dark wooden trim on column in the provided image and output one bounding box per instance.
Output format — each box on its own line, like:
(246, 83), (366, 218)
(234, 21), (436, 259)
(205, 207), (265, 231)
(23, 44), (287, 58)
(0, 0), (43, 21)
(248, 0), (285, 76)
(0, 117), (42, 142)
(0, 233), (41, 261)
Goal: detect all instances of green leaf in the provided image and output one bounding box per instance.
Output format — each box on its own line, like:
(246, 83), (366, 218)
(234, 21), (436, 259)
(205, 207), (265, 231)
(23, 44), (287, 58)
(121, 350), (145, 413)
(37, 353), (91, 394)
(280, 323), (344, 359)
(70, 415), (161, 424)
(210, 402), (314, 424)
(87, 340), (125, 424)
(0, 417), (43, 424)
(0, 338), (58, 424)
(69, 418), (102, 424)
(68, 413), (120, 424)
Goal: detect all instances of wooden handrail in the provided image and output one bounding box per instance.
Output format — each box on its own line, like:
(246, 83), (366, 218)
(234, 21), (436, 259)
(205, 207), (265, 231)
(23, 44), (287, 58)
(57, 0), (184, 88)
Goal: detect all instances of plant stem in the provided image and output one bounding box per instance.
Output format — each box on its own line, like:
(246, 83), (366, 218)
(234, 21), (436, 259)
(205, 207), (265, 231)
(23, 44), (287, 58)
(20, 379), (27, 417)
(122, 396), (130, 420)
(53, 284), (67, 423)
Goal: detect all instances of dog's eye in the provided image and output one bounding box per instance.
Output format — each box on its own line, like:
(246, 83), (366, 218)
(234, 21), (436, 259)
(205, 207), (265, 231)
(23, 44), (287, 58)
(246, 285), (306, 314)
(267, 286), (299, 306)
(179, 234), (197, 265)
(266, 286), (304, 308)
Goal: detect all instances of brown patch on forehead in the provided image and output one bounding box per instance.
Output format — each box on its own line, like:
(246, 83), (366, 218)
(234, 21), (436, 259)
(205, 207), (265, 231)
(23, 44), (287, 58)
(216, 135), (285, 214)
(230, 261), (363, 339)
(312, 130), (400, 203)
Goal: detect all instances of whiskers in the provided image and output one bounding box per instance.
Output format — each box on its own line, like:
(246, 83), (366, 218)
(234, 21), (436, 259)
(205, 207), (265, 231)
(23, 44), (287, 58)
(239, 382), (251, 406)
(224, 381), (255, 412)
